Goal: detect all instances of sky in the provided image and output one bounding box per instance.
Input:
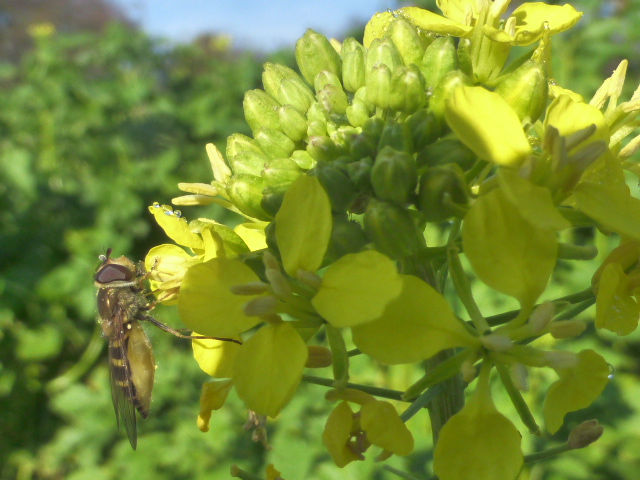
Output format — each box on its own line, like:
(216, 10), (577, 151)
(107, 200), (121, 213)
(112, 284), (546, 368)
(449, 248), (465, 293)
(111, 0), (399, 51)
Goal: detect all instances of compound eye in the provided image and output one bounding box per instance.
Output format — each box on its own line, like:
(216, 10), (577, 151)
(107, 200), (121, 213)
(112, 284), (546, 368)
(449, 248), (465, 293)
(95, 263), (133, 284)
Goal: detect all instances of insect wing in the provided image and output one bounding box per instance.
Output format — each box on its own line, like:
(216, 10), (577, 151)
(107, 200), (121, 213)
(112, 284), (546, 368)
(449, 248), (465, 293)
(127, 321), (155, 419)
(107, 319), (139, 449)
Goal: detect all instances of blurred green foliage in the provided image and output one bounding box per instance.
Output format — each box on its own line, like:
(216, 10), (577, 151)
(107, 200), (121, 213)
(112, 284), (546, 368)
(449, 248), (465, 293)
(1, 2), (640, 478)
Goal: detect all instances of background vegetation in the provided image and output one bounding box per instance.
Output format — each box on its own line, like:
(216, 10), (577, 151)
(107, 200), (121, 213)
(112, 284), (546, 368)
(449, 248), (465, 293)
(1, 0), (639, 479)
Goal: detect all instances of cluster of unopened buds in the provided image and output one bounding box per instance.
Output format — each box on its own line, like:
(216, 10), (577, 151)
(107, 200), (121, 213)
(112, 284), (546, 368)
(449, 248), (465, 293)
(144, 1), (640, 478)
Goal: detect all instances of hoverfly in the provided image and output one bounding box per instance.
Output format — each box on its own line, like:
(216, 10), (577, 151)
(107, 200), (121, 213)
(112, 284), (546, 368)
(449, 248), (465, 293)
(94, 249), (239, 449)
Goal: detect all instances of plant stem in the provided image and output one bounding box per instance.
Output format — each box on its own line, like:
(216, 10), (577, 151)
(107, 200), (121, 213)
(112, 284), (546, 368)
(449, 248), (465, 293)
(301, 374), (405, 401)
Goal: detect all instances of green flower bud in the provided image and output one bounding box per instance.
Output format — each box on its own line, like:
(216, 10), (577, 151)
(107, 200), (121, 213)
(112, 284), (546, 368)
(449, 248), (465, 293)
(389, 64), (427, 113)
(314, 70), (342, 92)
(362, 117), (385, 143)
(262, 157), (301, 188)
(342, 40), (366, 93)
(456, 39), (473, 77)
(278, 77), (315, 113)
(325, 213), (368, 262)
(349, 132), (377, 160)
(228, 151), (268, 176)
(363, 198), (422, 260)
(260, 187), (285, 219)
(296, 29), (342, 85)
(291, 150), (316, 170)
(226, 133), (264, 159)
(417, 164), (468, 222)
(307, 120), (327, 138)
(405, 109), (441, 151)
(378, 122), (412, 153)
(371, 146), (417, 205)
(311, 161), (356, 212)
(494, 59), (548, 123)
(429, 70), (472, 120)
(278, 105), (307, 142)
(307, 135), (341, 162)
(254, 127), (296, 159)
(420, 36), (458, 89)
(366, 64), (392, 109)
(318, 84), (349, 115)
(307, 102), (328, 123)
(333, 126), (359, 151)
(226, 174), (270, 220)
(346, 156), (373, 191)
(416, 138), (476, 170)
(262, 63), (301, 99)
(243, 89), (281, 133)
(388, 16), (426, 66)
(346, 99), (371, 128)
(366, 37), (403, 74)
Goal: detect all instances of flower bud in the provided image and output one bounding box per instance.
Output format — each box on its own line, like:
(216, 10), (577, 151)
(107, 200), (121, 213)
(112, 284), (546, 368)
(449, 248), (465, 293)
(307, 136), (341, 162)
(388, 16), (426, 66)
(262, 62), (301, 99)
(228, 151), (268, 176)
(314, 70), (342, 92)
(278, 77), (315, 113)
(416, 138), (476, 170)
(417, 164), (468, 222)
(254, 127), (296, 159)
(243, 89), (281, 133)
(260, 186), (285, 219)
(318, 84), (349, 115)
(494, 59), (548, 123)
(307, 120), (327, 138)
(226, 174), (270, 220)
(346, 156), (373, 191)
(296, 29), (342, 84)
(291, 150), (315, 170)
(349, 131), (377, 160)
(262, 157), (301, 187)
(550, 319), (587, 339)
(366, 63), (392, 109)
(342, 40), (366, 93)
(226, 133), (265, 159)
(389, 64), (427, 113)
(325, 213), (368, 262)
(371, 146), (417, 205)
(405, 109), (441, 151)
(568, 420), (604, 449)
(305, 346), (333, 368)
(363, 198), (423, 259)
(346, 98), (371, 128)
(278, 105), (307, 142)
(311, 161), (356, 212)
(366, 37), (403, 75)
(378, 122), (412, 153)
(420, 36), (458, 89)
(428, 70), (472, 120)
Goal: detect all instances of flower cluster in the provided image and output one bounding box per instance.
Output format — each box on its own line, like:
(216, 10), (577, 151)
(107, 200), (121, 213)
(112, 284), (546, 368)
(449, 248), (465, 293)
(144, 1), (640, 478)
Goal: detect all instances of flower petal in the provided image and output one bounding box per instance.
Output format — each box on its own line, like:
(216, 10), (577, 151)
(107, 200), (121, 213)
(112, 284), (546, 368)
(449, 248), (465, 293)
(360, 400), (414, 455)
(543, 349), (609, 434)
(178, 258), (263, 338)
(352, 275), (478, 364)
(233, 322), (308, 417)
(595, 263), (639, 336)
(323, 401), (360, 467)
(276, 175), (332, 276)
(193, 335), (242, 378)
(445, 86), (531, 166)
(312, 250), (402, 328)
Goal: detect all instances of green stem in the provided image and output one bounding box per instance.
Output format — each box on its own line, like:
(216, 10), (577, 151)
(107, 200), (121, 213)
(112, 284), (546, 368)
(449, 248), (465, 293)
(381, 465), (424, 480)
(325, 325), (349, 389)
(494, 360), (541, 435)
(447, 222), (489, 332)
(524, 443), (573, 464)
(301, 374), (405, 401)
(400, 383), (444, 422)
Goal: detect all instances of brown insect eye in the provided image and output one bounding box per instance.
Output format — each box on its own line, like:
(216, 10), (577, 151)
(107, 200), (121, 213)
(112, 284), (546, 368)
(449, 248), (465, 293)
(96, 264), (134, 284)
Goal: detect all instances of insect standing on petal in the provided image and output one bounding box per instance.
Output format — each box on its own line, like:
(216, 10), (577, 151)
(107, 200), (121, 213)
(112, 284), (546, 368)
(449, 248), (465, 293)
(94, 249), (240, 449)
